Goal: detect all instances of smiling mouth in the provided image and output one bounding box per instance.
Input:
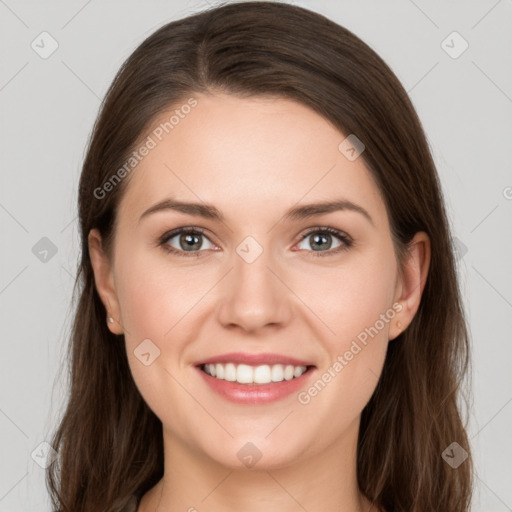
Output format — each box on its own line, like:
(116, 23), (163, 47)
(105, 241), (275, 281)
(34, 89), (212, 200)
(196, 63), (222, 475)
(198, 362), (315, 385)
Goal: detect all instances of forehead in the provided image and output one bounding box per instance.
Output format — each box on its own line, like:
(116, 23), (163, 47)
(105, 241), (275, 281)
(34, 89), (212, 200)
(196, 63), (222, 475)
(117, 92), (386, 226)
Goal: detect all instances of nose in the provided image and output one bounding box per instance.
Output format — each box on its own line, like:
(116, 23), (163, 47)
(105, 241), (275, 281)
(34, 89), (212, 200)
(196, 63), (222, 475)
(216, 244), (294, 333)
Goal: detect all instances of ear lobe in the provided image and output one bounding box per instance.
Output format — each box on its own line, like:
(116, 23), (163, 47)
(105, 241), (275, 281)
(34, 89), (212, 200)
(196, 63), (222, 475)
(390, 231), (431, 340)
(88, 228), (124, 335)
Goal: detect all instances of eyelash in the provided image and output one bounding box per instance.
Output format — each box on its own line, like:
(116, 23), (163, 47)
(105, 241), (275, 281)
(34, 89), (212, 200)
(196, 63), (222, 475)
(157, 226), (353, 258)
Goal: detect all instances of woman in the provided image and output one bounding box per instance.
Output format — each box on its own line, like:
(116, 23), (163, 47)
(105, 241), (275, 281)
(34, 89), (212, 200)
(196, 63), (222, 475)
(46, 2), (473, 511)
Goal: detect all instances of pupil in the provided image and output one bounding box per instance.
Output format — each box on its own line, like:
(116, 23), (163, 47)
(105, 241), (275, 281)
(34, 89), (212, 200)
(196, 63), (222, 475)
(312, 233), (331, 251)
(181, 233), (201, 251)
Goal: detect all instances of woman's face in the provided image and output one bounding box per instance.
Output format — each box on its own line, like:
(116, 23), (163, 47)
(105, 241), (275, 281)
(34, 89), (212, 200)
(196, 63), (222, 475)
(91, 92), (409, 469)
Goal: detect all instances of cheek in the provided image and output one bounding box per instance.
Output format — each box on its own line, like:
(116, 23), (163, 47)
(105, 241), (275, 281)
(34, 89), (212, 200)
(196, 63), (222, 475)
(114, 254), (192, 421)
(309, 245), (397, 379)
(306, 248), (396, 331)
(114, 248), (211, 386)
(114, 246), (204, 341)
(292, 255), (396, 441)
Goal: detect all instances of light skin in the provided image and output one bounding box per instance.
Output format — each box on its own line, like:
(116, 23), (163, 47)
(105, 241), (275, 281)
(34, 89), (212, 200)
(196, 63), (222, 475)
(89, 92), (430, 512)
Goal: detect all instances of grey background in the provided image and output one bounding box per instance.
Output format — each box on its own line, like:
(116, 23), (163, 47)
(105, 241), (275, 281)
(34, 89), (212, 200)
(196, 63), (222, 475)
(1, 0), (511, 510)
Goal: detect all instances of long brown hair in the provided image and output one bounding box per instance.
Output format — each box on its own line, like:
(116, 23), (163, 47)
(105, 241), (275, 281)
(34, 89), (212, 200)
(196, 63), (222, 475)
(46, 2), (473, 510)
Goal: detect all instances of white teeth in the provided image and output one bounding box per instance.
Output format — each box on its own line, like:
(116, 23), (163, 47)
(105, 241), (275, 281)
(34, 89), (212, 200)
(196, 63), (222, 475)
(215, 363), (224, 379)
(224, 363), (237, 382)
(271, 364), (283, 382)
(254, 364), (272, 384)
(202, 362), (308, 384)
(293, 366), (304, 378)
(237, 364), (254, 384)
(284, 365), (295, 380)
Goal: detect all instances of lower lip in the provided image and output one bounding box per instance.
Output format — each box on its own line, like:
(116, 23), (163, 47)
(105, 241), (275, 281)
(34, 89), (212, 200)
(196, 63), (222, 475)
(195, 365), (316, 404)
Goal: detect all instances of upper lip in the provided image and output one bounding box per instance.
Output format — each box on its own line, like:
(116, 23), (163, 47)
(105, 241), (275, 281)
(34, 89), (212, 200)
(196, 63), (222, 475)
(195, 352), (315, 367)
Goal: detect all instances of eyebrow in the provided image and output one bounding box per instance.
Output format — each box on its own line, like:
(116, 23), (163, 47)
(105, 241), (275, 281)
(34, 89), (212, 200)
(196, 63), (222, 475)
(138, 198), (374, 226)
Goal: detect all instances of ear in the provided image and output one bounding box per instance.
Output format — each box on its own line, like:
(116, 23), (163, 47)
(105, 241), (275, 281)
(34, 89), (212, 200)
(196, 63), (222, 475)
(390, 231), (431, 340)
(88, 228), (124, 335)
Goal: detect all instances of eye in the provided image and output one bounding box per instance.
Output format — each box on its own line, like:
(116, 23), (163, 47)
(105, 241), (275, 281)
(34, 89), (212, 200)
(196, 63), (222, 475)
(159, 227), (216, 257)
(158, 226), (353, 258)
(295, 227), (352, 257)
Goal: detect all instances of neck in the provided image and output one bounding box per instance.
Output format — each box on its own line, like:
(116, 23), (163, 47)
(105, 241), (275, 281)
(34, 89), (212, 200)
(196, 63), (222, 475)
(139, 418), (377, 512)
